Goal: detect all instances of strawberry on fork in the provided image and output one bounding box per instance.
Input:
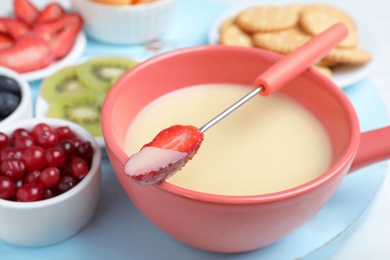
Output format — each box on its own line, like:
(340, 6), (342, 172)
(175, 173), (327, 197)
(123, 125), (204, 185)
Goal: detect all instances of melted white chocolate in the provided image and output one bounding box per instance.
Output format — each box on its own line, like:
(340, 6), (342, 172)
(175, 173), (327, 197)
(124, 84), (332, 195)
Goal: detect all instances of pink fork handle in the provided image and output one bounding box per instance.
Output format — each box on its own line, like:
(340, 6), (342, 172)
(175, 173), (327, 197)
(253, 23), (348, 96)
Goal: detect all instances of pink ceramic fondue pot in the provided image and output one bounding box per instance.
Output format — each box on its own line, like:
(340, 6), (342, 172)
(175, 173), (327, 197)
(101, 24), (390, 253)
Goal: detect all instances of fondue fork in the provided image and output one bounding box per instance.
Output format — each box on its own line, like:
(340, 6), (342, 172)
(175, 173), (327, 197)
(199, 23), (348, 133)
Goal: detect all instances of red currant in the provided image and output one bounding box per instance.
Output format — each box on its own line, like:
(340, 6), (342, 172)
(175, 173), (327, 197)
(0, 175), (16, 200)
(45, 147), (65, 168)
(39, 167), (60, 188)
(13, 135), (36, 150)
(12, 128), (31, 141)
(70, 157), (89, 180)
(59, 162), (72, 176)
(72, 138), (82, 148)
(0, 132), (9, 150)
(31, 123), (51, 138)
(35, 129), (59, 149)
(22, 146), (46, 171)
(1, 159), (25, 181)
(42, 188), (56, 200)
(77, 141), (94, 166)
(55, 175), (78, 194)
(55, 126), (75, 141)
(1, 147), (22, 161)
(57, 140), (76, 161)
(16, 183), (43, 202)
(24, 170), (41, 184)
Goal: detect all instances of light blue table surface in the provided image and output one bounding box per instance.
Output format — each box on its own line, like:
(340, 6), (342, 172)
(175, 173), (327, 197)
(1, 0), (388, 259)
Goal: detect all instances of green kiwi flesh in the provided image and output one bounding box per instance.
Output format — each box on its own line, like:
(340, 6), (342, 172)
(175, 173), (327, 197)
(40, 65), (89, 102)
(46, 90), (105, 137)
(76, 56), (138, 93)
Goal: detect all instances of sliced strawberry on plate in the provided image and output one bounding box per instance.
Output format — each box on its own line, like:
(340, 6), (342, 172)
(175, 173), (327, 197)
(0, 33), (55, 73)
(123, 125), (204, 185)
(35, 3), (66, 24)
(33, 13), (83, 60)
(3, 19), (31, 39)
(0, 34), (13, 51)
(14, 0), (40, 26)
(0, 19), (8, 35)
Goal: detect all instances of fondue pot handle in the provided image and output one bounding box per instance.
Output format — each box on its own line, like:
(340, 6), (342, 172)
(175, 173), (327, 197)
(253, 23), (348, 96)
(349, 126), (390, 173)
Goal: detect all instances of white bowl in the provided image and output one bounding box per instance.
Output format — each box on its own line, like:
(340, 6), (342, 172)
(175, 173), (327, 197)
(0, 118), (102, 247)
(0, 66), (33, 128)
(71, 0), (176, 44)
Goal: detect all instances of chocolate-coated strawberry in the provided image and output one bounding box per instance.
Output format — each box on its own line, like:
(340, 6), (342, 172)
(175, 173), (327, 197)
(123, 125), (204, 185)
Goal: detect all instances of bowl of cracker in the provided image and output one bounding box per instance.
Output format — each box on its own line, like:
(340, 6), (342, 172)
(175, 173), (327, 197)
(209, 3), (374, 87)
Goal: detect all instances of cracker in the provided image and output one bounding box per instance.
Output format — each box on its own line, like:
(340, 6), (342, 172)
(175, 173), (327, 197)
(220, 24), (253, 47)
(300, 4), (356, 28)
(236, 6), (299, 33)
(312, 64), (333, 77)
(252, 27), (311, 54)
(299, 11), (359, 48)
(316, 59), (338, 67)
(220, 17), (235, 32)
(323, 47), (372, 65)
(216, 3), (371, 68)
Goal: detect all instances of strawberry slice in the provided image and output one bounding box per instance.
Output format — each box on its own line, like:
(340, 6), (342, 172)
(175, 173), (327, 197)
(33, 13), (83, 60)
(35, 3), (65, 24)
(0, 19), (7, 35)
(3, 19), (30, 39)
(0, 33), (55, 73)
(14, 0), (40, 26)
(0, 34), (13, 51)
(143, 125), (204, 156)
(123, 125), (204, 185)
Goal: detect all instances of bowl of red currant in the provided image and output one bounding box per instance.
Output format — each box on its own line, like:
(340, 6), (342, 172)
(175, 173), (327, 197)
(0, 66), (33, 128)
(0, 118), (102, 247)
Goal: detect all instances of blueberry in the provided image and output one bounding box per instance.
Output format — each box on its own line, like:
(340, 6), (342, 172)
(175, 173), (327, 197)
(0, 75), (21, 96)
(0, 91), (21, 119)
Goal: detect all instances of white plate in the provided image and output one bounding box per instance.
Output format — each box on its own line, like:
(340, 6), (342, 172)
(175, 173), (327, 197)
(22, 32), (87, 82)
(208, 2), (377, 88)
(0, 0), (85, 82)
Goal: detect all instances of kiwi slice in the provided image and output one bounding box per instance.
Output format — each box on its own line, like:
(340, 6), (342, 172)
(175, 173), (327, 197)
(40, 66), (89, 102)
(46, 90), (105, 137)
(76, 56), (138, 93)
